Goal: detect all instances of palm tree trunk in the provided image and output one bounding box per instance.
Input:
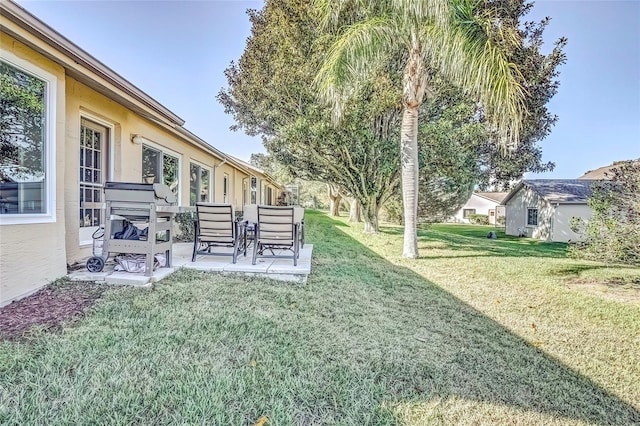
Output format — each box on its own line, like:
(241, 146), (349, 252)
(401, 105), (419, 258)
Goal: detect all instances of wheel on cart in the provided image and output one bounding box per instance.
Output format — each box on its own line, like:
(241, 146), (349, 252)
(86, 256), (105, 273)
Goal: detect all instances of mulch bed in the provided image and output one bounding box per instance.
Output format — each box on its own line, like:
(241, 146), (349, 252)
(0, 281), (106, 341)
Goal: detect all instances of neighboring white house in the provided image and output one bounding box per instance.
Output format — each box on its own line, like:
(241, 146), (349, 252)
(502, 179), (597, 242)
(453, 192), (508, 224)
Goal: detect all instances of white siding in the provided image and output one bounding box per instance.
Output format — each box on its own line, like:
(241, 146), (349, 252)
(553, 204), (592, 242)
(505, 187), (554, 240)
(454, 194), (500, 223)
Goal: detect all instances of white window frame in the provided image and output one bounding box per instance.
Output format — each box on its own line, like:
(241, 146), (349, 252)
(189, 160), (212, 205)
(0, 52), (57, 225)
(78, 112), (115, 245)
(223, 173), (229, 203)
(141, 141), (182, 204)
(250, 175), (257, 204)
(462, 208), (476, 219)
(526, 207), (539, 227)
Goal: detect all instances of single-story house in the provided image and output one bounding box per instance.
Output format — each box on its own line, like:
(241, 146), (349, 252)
(453, 192), (508, 225)
(0, 1), (283, 306)
(502, 179), (597, 242)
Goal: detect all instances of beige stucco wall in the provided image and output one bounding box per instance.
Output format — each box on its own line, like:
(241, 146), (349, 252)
(0, 33), (68, 305)
(1, 20), (278, 305)
(553, 204), (592, 242)
(1, 32), (252, 304)
(64, 78), (241, 264)
(231, 168), (249, 211)
(504, 187), (554, 240)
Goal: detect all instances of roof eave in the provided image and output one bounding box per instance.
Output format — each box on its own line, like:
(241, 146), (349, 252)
(501, 181), (525, 205)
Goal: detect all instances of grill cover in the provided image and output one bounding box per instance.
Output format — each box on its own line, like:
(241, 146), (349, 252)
(104, 182), (177, 205)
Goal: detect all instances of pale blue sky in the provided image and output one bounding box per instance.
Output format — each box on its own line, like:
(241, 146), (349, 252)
(16, 0), (640, 178)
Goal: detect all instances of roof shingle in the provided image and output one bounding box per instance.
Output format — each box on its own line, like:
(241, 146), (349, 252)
(520, 179), (598, 203)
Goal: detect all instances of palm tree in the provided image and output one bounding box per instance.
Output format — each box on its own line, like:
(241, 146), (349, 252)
(315, 0), (527, 258)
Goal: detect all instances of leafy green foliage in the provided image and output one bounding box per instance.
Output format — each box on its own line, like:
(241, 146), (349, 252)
(174, 211), (195, 242)
(0, 61), (46, 182)
(570, 160), (640, 266)
(219, 0), (566, 235)
(218, 0), (400, 232)
(467, 213), (490, 225)
(475, 3), (567, 188)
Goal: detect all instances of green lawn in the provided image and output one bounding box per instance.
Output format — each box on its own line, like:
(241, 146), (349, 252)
(1, 211), (639, 425)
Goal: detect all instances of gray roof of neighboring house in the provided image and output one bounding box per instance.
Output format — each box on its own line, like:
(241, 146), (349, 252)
(579, 160), (639, 179)
(578, 164), (616, 179)
(502, 179), (599, 205)
(475, 192), (509, 203)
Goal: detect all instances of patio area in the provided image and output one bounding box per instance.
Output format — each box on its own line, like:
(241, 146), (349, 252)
(68, 242), (313, 286)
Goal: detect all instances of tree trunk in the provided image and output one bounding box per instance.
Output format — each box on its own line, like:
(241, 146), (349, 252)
(327, 184), (342, 217)
(348, 198), (361, 223)
(400, 34), (426, 259)
(401, 105), (420, 258)
(362, 197), (380, 234)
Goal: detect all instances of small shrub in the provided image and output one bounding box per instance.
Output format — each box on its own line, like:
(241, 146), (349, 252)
(468, 213), (490, 225)
(381, 198), (404, 225)
(174, 211), (195, 242)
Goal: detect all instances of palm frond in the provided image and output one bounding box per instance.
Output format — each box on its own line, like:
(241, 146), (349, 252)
(391, 0), (451, 27)
(314, 0), (371, 28)
(315, 16), (402, 121)
(419, 8), (527, 147)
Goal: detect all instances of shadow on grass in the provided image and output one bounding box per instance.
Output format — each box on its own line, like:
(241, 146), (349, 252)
(2, 211), (636, 424)
(378, 222), (568, 259)
(306, 210), (639, 424)
(551, 263), (640, 277)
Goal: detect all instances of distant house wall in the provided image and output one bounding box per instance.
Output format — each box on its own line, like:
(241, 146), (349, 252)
(553, 204), (592, 242)
(454, 194), (500, 223)
(504, 187), (554, 240)
(505, 185), (595, 242)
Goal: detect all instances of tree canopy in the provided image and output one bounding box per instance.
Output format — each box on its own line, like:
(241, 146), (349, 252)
(570, 160), (640, 266)
(218, 0), (566, 242)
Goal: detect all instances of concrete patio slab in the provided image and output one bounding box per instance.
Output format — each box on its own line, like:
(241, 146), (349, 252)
(104, 271), (153, 287)
(67, 242), (313, 286)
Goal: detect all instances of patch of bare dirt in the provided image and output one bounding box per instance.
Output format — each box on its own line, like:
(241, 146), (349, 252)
(566, 277), (640, 304)
(0, 281), (106, 340)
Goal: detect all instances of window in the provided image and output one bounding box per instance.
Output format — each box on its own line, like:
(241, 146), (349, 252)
(142, 144), (179, 196)
(527, 208), (538, 226)
(267, 187), (273, 205)
(250, 176), (257, 204)
(243, 179), (248, 205)
(79, 119), (108, 228)
(0, 58), (56, 224)
(223, 173), (229, 203)
(285, 184), (299, 205)
(463, 208), (476, 218)
(489, 210), (495, 217)
(189, 162), (210, 205)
